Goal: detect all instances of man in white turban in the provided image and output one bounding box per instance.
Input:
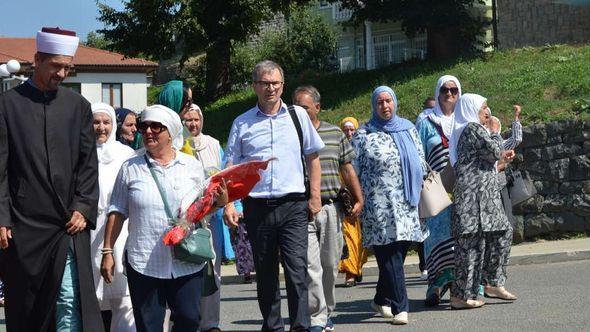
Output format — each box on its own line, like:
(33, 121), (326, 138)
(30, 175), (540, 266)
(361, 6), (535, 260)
(0, 27), (104, 331)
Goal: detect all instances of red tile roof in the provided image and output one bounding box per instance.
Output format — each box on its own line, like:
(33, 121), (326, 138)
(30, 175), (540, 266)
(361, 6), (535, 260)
(0, 38), (158, 68)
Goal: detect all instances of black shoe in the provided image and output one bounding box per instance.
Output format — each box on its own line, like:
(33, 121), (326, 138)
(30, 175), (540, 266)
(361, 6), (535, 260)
(355, 274), (363, 283)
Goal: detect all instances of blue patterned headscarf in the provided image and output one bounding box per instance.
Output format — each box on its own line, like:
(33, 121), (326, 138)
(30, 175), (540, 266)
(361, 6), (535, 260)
(368, 86), (424, 207)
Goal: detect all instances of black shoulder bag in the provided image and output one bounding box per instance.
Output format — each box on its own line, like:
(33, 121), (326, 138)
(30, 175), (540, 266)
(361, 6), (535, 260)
(287, 105), (310, 198)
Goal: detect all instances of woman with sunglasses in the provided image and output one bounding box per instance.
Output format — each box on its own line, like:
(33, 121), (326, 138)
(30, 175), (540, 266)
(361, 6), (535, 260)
(448, 94), (515, 310)
(101, 105), (229, 331)
(180, 103), (241, 332)
(415, 75), (462, 307)
(158, 80), (193, 115)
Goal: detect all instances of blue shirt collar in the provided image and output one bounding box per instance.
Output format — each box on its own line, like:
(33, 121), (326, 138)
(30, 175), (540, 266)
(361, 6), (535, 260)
(254, 100), (288, 117)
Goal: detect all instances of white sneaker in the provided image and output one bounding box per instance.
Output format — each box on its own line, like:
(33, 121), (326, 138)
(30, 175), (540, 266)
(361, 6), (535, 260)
(371, 301), (393, 318)
(420, 270), (428, 281)
(392, 311), (408, 325)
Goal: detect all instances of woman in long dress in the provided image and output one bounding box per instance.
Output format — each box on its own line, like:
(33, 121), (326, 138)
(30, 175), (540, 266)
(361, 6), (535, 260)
(338, 117), (368, 287)
(90, 103), (136, 331)
(415, 75), (461, 306)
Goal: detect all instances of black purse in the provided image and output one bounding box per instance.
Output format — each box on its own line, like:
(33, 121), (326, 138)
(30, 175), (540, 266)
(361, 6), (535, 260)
(337, 187), (354, 217)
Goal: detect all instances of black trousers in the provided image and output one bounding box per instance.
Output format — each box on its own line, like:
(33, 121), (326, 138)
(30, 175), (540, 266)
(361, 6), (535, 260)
(373, 241), (411, 315)
(244, 197), (310, 332)
(126, 262), (203, 332)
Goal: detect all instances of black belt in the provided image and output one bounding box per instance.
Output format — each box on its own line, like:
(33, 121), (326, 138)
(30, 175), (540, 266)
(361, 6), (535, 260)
(245, 193), (307, 207)
(321, 197), (339, 206)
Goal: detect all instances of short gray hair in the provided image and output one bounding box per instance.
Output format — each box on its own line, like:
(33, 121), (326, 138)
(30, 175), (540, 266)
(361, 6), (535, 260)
(292, 85), (321, 104)
(252, 60), (284, 82)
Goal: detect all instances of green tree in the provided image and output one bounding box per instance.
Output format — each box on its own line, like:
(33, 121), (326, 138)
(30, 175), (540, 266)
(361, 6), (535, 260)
(257, 6), (338, 76)
(332, 0), (486, 59)
(84, 31), (110, 50)
(97, 0), (311, 101)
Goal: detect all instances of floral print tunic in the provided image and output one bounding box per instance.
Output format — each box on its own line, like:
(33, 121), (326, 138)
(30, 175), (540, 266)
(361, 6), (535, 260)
(352, 123), (427, 247)
(452, 123), (510, 236)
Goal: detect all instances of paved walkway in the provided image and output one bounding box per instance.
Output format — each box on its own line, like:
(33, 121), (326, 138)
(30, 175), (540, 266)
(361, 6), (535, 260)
(220, 237), (590, 284)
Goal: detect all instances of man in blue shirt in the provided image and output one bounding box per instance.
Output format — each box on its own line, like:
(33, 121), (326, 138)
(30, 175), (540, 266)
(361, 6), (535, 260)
(224, 60), (324, 332)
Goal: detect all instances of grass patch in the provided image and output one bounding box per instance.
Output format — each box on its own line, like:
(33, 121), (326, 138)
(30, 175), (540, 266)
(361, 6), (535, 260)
(173, 43), (590, 144)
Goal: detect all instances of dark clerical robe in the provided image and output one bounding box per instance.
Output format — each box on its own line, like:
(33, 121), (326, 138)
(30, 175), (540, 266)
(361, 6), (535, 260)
(0, 82), (103, 332)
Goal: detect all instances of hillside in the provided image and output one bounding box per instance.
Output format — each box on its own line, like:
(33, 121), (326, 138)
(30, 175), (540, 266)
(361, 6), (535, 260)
(191, 44), (590, 144)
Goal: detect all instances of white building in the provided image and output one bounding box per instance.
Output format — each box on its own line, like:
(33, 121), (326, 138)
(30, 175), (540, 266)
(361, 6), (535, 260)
(0, 38), (158, 112)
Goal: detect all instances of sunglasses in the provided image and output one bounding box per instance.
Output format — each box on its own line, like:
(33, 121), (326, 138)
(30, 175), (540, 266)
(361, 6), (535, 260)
(440, 87), (459, 95)
(137, 122), (167, 134)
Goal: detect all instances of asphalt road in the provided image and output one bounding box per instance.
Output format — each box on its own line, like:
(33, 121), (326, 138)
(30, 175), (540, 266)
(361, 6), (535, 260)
(219, 260), (590, 332)
(1, 260), (588, 331)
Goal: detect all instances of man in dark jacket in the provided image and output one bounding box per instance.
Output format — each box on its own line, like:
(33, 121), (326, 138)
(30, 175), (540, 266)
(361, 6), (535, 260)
(0, 27), (102, 331)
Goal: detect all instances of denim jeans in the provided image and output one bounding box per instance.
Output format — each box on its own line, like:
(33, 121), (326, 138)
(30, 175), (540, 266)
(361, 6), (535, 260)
(56, 246), (82, 332)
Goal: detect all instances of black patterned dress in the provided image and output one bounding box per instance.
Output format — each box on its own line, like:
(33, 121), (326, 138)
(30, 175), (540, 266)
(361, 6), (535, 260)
(451, 123), (512, 300)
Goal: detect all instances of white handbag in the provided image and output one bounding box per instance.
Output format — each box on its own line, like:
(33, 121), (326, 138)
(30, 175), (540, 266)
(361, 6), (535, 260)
(419, 165), (453, 219)
(509, 169), (537, 207)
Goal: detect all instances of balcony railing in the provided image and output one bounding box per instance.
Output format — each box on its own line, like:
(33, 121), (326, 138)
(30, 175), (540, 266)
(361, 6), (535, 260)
(332, 2), (353, 22)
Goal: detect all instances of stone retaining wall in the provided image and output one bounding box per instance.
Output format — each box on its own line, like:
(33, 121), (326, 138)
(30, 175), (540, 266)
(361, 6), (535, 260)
(509, 120), (590, 242)
(496, 0), (590, 49)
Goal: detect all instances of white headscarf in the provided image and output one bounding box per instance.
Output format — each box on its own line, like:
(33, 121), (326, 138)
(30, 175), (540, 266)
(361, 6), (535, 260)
(92, 102), (130, 164)
(90, 103), (135, 302)
(142, 104), (184, 150)
(449, 93), (487, 166)
(427, 75), (462, 138)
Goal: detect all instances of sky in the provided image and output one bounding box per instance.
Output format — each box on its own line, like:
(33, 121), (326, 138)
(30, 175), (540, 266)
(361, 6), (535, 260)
(0, 0), (124, 41)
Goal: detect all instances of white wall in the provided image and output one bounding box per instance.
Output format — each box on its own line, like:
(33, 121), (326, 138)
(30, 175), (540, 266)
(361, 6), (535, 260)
(64, 72), (150, 112)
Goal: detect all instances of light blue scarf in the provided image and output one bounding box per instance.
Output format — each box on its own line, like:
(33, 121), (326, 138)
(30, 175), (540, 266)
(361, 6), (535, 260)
(368, 86), (423, 207)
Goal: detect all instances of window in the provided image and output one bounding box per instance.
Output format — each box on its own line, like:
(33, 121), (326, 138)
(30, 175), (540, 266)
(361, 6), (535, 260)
(319, 0), (331, 8)
(62, 82), (81, 94)
(102, 83), (122, 108)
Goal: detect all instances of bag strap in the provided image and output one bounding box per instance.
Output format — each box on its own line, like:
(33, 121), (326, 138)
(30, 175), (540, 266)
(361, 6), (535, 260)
(287, 105), (310, 198)
(427, 117), (449, 148)
(144, 155), (174, 220)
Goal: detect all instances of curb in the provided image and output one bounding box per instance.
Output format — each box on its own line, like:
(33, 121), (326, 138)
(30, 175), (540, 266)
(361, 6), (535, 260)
(221, 249), (590, 285)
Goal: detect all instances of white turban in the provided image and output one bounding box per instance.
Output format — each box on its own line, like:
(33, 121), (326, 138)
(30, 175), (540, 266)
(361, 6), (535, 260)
(36, 27), (79, 57)
(142, 104), (184, 150)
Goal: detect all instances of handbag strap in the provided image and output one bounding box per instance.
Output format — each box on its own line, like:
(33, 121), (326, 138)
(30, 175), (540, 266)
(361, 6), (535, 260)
(144, 155), (175, 220)
(287, 105), (310, 198)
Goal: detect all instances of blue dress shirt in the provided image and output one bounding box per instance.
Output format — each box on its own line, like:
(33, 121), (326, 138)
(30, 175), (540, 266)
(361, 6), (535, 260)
(226, 101), (324, 198)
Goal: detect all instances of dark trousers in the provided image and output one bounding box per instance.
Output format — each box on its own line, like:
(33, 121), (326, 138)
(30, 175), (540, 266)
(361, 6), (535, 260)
(416, 242), (425, 272)
(244, 198), (310, 332)
(126, 262), (203, 332)
(373, 241), (411, 314)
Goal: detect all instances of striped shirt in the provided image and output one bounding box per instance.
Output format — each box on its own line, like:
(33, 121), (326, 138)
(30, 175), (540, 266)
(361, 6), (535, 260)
(108, 151), (206, 279)
(317, 121), (355, 201)
(503, 120), (523, 150)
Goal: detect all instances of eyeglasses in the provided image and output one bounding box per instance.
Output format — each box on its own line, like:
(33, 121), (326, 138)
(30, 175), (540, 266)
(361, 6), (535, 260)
(183, 97), (193, 109)
(254, 81), (283, 89)
(440, 87), (459, 95)
(137, 122), (167, 134)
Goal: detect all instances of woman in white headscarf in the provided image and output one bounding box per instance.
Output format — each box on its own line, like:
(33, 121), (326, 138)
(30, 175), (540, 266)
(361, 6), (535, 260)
(448, 94), (516, 310)
(90, 102), (136, 332)
(415, 75), (462, 306)
(101, 104), (229, 331)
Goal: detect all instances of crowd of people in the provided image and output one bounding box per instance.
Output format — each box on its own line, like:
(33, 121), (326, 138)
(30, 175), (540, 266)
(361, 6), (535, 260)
(0, 27), (524, 332)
